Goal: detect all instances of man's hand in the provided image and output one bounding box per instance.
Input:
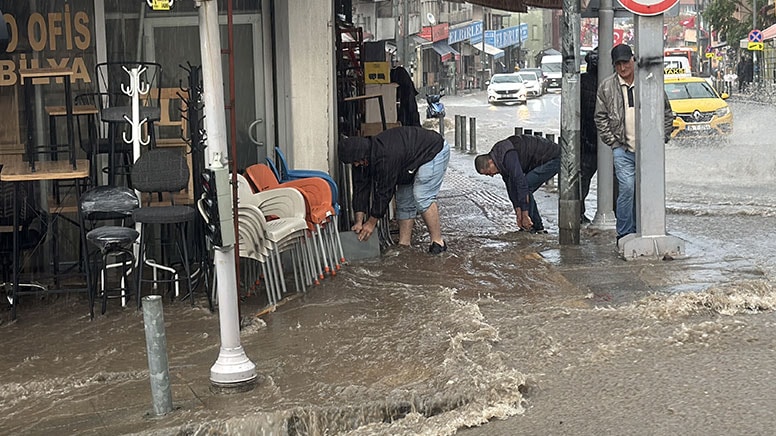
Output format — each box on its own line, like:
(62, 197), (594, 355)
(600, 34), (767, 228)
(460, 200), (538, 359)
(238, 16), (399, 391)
(355, 216), (379, 241)
(515, 208), (533, 230)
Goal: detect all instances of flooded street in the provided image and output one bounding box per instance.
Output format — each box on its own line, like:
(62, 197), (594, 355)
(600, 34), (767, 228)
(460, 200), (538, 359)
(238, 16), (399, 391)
(3, 92), (776, 435)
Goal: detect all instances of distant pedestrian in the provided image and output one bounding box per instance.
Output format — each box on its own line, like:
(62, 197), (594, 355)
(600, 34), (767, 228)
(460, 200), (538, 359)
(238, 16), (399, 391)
(338, 126), (450, 254)
(594, 44), (674, 243)
(579, 48), (599, 224)
(474, 134), (560, 233)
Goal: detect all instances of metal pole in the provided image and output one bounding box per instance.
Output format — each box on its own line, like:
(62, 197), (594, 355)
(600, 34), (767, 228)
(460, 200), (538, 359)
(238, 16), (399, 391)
(142, 295), (173, 416)
(559, 0), (582, 245)
(591, 0), (617, 230)
(438, 114), (445, 137)
(460, 115), (467, 152)
(515, 127), (523, 136)
(197, 0), (257, 389)
(753, 0), (758, 84)
(454, 115), (461, 150)
(619, 15), (684, 259)
(469, 117), (477, 154)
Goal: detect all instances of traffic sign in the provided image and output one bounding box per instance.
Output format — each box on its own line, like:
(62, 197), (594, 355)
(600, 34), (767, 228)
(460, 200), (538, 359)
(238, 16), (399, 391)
(705, 52), (714, 59)
(748, 42), (764, 51)
(748, 29), (763, 43)
(617, 0), (679, 16)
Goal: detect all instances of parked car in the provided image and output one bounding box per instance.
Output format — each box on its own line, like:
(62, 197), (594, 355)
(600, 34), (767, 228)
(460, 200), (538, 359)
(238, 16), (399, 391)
(487, 73), (527, 105)
(664, 76), (733, 138)
(517, 71), (542, 97)
(521, 67), (547, 94)
(540, 54), (562, 89)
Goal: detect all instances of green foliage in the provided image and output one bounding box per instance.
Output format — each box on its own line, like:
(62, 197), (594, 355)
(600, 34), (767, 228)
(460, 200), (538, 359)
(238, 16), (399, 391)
(704, 0), (776, 43)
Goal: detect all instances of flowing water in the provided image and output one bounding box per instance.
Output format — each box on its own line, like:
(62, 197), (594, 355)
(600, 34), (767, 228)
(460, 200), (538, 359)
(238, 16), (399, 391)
(3, 96), (776, 435)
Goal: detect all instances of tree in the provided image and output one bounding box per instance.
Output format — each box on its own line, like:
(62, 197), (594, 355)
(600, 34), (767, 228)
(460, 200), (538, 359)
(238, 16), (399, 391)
(704, 0), (776, 44)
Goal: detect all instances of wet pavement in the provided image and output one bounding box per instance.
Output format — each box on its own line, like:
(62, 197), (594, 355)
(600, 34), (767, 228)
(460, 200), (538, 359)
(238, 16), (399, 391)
(3, 94), (776, 435)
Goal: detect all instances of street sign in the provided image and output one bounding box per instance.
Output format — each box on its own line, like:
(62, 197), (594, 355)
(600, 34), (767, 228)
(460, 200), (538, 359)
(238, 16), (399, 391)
(618, 0), (679, 16)
(705, 52), (714, 59)
(148, 0), (172, 10)
(748, 29), (763, 42)
(748, 42), (764, 51)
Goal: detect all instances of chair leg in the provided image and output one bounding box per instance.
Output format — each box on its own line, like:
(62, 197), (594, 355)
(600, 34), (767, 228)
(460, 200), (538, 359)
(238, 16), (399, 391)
(177, 222), (194, 307)
(101, 252), (109, 315)
(135, 224), (146, 310)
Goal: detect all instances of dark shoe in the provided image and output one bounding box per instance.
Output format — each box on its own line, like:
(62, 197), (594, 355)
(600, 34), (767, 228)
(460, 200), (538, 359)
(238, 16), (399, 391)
(580, 215), (591, 224)
(429, 241), (447, 254)
(530, 227), (548, 234)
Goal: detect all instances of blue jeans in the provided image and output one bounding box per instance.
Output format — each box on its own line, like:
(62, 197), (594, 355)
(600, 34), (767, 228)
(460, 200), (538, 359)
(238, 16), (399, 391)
(525, 157), (560, 230)
(396, 140), (450, 219)
(613, 147), (636, 237)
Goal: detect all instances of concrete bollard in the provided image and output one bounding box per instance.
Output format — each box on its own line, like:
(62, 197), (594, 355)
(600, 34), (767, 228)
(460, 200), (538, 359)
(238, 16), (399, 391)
(438, 114), (445, 137)
(454, 115), (461, 150)
(534, 131), (543, 137)
(460, 116), (467, 152)
(523, 128), (532, 135)
(515, 127), (523, 136)
(469, 117), (477, 154)
(142, 295), (173, 416)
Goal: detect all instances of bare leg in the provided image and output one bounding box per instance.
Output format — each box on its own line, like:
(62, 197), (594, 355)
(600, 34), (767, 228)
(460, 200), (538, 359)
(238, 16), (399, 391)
(398, 219), (414, 246)
(420, 202), (443, 245)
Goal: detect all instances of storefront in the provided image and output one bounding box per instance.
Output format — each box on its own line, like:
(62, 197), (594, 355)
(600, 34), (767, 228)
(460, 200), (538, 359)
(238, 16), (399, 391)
(0, 0), (267, 171)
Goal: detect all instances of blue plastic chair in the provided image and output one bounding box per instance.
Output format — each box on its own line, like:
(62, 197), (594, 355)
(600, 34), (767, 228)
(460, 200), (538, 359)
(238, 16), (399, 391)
(267, 147), (345, 268)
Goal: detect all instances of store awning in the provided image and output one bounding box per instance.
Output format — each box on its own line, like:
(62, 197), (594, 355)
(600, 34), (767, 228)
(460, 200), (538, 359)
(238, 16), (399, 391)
(465, 41), (505, 59)
(431, 41), (460, 62)
(411, 35), (432, 46)
(763, 23), (776, 41)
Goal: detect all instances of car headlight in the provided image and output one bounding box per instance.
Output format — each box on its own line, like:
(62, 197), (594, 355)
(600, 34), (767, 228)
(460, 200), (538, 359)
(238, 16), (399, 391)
(715, 106), (730, 117)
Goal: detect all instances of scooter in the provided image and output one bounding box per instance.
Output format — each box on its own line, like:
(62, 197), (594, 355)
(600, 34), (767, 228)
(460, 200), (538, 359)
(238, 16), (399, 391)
(425, 89), (446, 119)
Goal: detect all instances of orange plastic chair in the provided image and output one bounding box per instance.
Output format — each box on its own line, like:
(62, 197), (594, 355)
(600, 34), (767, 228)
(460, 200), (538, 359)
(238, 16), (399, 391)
(244, 164), (337, 281)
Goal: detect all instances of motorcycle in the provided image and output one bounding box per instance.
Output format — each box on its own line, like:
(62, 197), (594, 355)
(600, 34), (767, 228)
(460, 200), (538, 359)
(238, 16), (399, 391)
(425, 89), (446, 119)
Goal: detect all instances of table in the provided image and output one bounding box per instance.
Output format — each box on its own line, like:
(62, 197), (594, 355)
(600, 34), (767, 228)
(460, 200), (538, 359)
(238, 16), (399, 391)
(1, 159), (89, 320)
(19, 68), (77, 172)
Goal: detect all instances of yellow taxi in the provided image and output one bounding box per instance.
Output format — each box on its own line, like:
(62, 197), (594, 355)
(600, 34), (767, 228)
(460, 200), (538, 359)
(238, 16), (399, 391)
(664, 76), (733, 138)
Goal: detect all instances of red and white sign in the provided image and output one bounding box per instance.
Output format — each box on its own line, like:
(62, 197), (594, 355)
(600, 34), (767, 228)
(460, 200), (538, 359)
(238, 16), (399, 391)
(618, 0), (679, 16)
(613, 29), (624, 46)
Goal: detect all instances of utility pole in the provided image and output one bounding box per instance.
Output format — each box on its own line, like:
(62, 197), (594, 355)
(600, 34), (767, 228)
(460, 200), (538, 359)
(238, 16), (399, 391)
(559, 0), (581, 244)
(592, 0), (616, 230)
(753, 0), (758, 84)
(196, 0), (258, 390)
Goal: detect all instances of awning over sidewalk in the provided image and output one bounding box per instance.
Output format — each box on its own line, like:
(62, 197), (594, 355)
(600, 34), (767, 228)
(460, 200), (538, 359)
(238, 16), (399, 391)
(464, 41), (505, 59)
(763, 23), (776, 41)
(431, 41), (460, 62)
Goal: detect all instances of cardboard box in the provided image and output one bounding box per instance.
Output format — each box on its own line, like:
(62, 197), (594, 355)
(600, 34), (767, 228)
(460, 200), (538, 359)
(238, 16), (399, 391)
(364, 62), (390, 84)
(360, 122), (400, 137)
(364, 83), (398, 124)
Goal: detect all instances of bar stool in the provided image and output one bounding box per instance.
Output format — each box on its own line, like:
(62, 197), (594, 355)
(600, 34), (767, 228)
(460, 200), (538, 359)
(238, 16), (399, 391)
(131, 148), (209, 309)
(79, 186), (140, 318)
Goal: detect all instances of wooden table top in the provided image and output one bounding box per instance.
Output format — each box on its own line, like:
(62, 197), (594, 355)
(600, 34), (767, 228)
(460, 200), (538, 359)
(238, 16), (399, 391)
(0, 159), (89, 182)
(46, 105), (98, 117)
(19, 68), (74, 79)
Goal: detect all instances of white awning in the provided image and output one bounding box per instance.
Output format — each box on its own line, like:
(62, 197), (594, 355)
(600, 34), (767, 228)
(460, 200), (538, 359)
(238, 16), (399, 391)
(465, 41), (505, 59)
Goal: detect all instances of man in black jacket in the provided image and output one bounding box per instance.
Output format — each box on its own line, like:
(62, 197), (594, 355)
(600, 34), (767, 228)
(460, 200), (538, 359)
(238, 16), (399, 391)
(338, 126), (450, 254)
(475, 135), (560, 233)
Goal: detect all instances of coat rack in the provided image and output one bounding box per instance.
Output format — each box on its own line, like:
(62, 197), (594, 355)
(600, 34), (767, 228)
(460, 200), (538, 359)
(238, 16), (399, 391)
(121, 65), (151, 164)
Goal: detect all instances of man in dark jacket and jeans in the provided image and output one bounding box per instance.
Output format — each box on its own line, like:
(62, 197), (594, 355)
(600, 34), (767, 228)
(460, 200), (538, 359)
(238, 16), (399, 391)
(474, 135), (560, 233)
(338, 126), (450, 254)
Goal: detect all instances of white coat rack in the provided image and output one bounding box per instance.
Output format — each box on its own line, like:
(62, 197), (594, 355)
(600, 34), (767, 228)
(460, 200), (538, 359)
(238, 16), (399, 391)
(121, 65), (151, 164)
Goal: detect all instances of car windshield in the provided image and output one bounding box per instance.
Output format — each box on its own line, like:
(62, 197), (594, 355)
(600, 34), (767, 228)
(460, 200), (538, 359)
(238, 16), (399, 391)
(542, 63), (562, 73)
(518, 72), (538, 82)
(491, 75), (522, 84)
(664, 81), (718, 100)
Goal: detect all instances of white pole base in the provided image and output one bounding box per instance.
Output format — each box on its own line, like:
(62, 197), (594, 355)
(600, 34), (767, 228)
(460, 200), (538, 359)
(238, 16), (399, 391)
(210, 345), (258, 389)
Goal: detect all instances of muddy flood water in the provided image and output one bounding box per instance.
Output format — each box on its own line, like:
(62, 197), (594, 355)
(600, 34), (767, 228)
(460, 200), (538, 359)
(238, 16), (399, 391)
(2, 97), (776, 435)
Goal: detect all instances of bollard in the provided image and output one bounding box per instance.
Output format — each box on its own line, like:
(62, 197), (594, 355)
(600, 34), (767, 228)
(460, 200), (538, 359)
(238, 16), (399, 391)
(523, 128), (532, 135)
(438, 114), (445, 137)
(142, 295), (173, 416)
(469, 117), (477, 154)
(534, 131), (543, 137)
(460, 116), (468, 152)
(515, 127), (523, 136)
(454, 115), (461, 150)
(545, 133), (556, 143)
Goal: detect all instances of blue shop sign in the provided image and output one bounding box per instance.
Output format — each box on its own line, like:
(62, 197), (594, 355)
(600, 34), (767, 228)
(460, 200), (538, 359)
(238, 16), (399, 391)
(484, 24), (529, 48)
(448, 21), (483, 44)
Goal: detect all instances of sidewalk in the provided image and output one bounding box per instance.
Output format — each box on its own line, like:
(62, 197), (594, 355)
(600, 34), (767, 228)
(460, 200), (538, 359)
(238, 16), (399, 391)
(1, 147), (771, 436)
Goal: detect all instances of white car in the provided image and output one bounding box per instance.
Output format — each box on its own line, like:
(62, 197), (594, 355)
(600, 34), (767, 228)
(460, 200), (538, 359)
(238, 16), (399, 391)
(487, 73), (527, 105)
(517, 71), (542, 97)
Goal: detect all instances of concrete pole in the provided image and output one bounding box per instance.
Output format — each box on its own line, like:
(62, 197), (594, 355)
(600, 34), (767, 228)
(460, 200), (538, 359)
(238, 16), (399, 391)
(618, 15), (684, 259)
(591, 0), (617, 230)
(559, 0), (581, 245)
(469, 117), (477, 154)
(197, 0), (258, 389)
(142, 295), (173, 416)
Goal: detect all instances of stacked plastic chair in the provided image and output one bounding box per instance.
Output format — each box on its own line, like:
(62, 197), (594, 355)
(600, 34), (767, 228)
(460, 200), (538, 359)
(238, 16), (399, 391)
(266, 146), (346, 270)
(234, 174), (310, 305)
(245, 164), (338, 284)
